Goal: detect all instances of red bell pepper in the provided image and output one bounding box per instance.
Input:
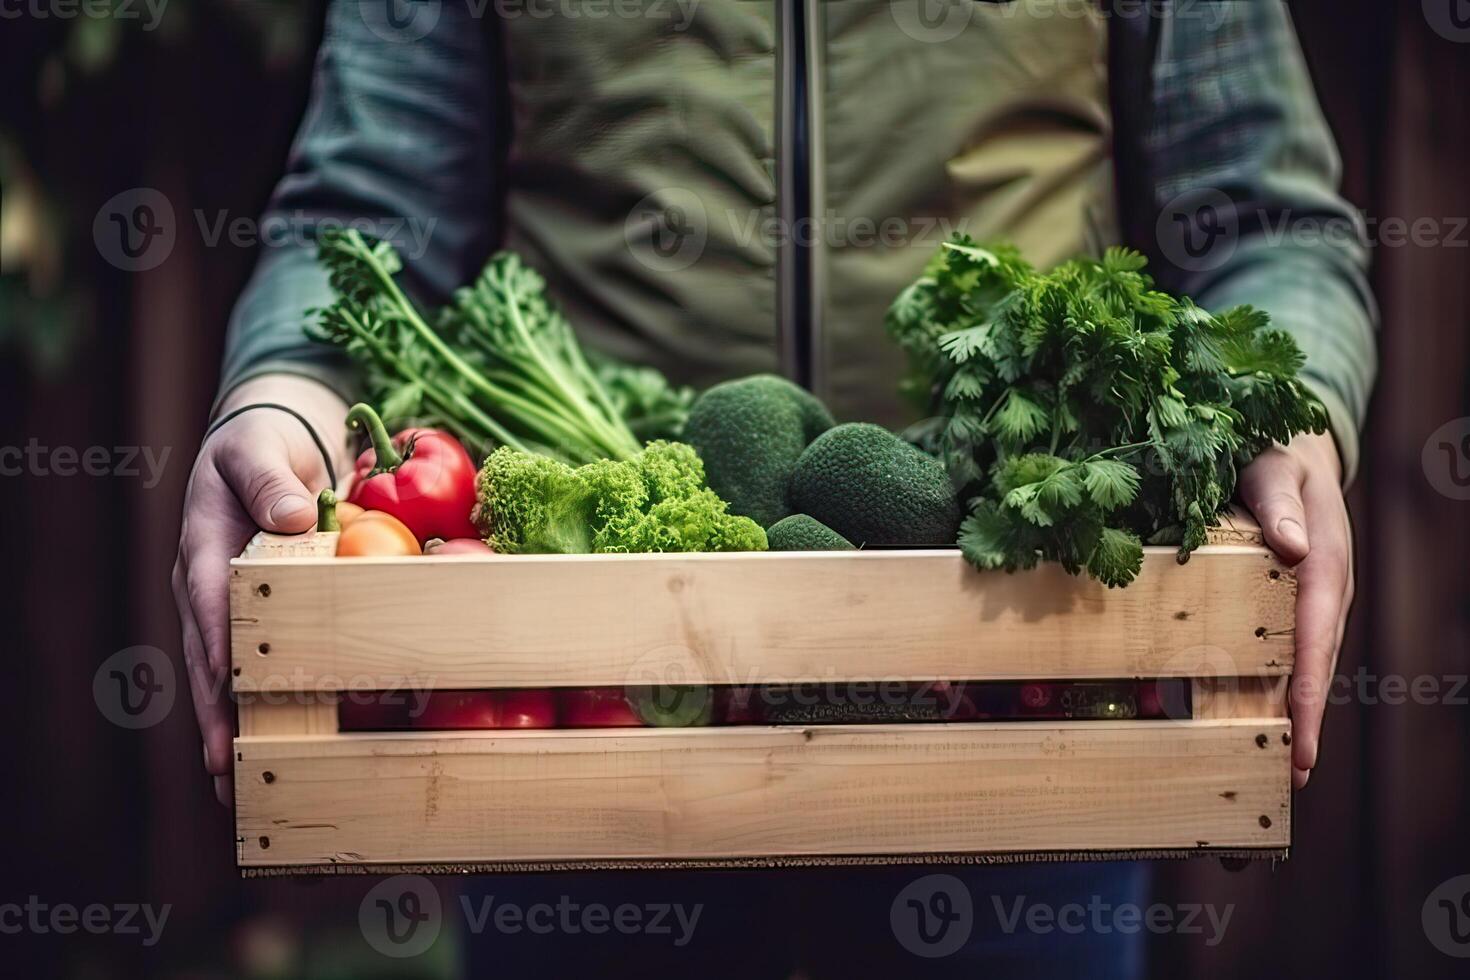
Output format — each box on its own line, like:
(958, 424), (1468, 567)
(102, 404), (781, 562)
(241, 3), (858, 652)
(346, 403), (480, 544)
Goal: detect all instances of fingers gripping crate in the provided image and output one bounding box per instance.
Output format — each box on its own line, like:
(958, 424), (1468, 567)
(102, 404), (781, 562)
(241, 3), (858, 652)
(229, 517), (1293, 876)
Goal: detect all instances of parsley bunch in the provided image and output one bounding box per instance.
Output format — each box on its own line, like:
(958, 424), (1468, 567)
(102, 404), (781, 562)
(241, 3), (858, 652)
(887, 238), (1327, 587)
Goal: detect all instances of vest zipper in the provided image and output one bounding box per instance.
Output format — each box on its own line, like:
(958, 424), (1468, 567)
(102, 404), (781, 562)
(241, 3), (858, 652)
(776, 0), (816, 391)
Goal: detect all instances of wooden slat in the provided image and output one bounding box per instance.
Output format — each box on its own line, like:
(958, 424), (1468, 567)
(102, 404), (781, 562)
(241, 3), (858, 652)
(230, 545), (1294, 692)
(238, 695), (340, 737)
(1191, 676), (1291, 720)
(235, 719), (1291, 868)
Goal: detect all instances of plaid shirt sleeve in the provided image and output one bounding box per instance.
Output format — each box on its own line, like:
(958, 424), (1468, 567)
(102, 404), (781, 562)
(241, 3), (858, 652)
(216, 0), (498, 415)
(1145, 0), (1379, 484)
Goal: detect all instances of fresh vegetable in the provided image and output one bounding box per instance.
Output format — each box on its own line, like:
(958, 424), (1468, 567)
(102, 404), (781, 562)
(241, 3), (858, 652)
(316, 488), (343, 531)
(887, 238), (1327, 586)
(335, 510), (422, 557)
(498, 689), (558, 729)
(310, 230), (684, 464)
(788, 423), (961, 547)
(334, 499), (365, 527)
(345, 403), (479, 544)
(413, 689), (557, 730)
(558, 687), (644, 728)
(765, 514), (855, 551)
(627, 684), (714, 727)
(474, 440), (767, 554)
(337, 692), (419, 730)
(683, 374), (835, 527)
(424, 537), (495, 555)
(590, 352), (695, 442)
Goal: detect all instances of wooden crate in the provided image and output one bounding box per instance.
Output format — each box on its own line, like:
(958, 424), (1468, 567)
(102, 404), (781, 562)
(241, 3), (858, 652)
(230, 517), (1293, 875)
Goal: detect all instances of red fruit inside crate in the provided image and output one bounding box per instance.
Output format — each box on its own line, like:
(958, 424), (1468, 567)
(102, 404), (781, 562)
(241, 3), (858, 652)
(499, 689), (557, 729)
(338, 693), (412, 730)
(559, 687), (643, 728)
(413, 690), (556, 730)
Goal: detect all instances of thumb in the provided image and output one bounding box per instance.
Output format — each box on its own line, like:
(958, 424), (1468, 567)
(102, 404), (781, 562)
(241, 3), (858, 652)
(217, 447), (321, 534)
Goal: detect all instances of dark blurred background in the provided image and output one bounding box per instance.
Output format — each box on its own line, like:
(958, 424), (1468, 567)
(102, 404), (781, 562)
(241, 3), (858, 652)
(1, 2), (1466, 977)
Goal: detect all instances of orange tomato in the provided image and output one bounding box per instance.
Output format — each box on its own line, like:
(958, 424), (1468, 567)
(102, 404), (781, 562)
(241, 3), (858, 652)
(336, 510), (421, 557)
(334, 500), (366, 526)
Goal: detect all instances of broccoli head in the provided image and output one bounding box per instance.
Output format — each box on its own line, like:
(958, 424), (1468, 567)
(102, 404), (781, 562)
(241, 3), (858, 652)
(766, 514), (856, 551)
(683, 374), (835, 528)
(789, 423), (961, 547)
(475, 441), (767, 554)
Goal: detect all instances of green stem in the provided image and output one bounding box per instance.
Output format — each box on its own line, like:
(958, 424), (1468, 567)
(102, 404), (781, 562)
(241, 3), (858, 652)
(1084, 441), (1153, 462)
(316, 489), (341, 532)
(346, 403), (404, 471)
(342, 309), (531, 454)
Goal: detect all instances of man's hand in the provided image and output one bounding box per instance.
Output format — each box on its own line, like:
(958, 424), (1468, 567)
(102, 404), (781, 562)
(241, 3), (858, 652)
(1238, 430), (1354, 789)
(172, 376), (350, 806)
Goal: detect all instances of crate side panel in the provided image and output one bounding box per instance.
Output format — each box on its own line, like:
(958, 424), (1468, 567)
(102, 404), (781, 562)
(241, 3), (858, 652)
(231, 549), (1294, 691)
(236, 720), (1291, 867)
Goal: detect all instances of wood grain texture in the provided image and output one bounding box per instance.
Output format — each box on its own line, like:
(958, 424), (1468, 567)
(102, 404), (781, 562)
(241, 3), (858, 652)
(230, 544), (1294, 692)
(238, 695), (340, 737)
(235, 720), (1291, 868)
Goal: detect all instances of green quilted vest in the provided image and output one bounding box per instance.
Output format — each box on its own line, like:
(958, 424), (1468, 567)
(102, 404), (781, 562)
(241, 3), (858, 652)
(499, 0), (1116, 426)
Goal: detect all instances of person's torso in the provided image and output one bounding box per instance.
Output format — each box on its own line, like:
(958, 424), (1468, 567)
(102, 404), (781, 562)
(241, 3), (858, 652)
(497, 0), (1116, 426)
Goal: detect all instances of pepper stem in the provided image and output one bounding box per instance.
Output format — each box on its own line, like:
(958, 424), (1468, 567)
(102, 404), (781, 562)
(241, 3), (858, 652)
(346, 402), (405, 472)
(317, 489), (341, 532)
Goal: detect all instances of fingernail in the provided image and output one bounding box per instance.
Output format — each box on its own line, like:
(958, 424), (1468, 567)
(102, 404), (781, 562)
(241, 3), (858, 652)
(203, 744), (213, 772)
(1276, 517), (1307, 550)
(268, 494), (311, 527)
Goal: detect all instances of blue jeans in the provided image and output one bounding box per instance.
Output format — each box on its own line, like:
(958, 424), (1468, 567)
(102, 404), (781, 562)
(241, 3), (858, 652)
(459, 862), (1149, 978)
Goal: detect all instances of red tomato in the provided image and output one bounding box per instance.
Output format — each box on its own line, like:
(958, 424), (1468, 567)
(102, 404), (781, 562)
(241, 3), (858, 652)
(338, 692), (411, 730)
(412, 690), (556, 729)
(498, 689), (557, 729)
(413, 691), (502, 730)
(558, 687), (643, 728)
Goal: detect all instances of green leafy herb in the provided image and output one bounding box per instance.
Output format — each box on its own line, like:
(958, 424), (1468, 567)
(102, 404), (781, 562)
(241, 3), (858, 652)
(309, 230), (688, 463)
(887, 237), (1327, 586)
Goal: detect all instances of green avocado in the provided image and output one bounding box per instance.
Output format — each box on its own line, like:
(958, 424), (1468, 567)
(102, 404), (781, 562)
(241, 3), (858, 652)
(765, 514), (855, 551)
(789, 422), (961, 547)
(684, 374), (835, 528)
